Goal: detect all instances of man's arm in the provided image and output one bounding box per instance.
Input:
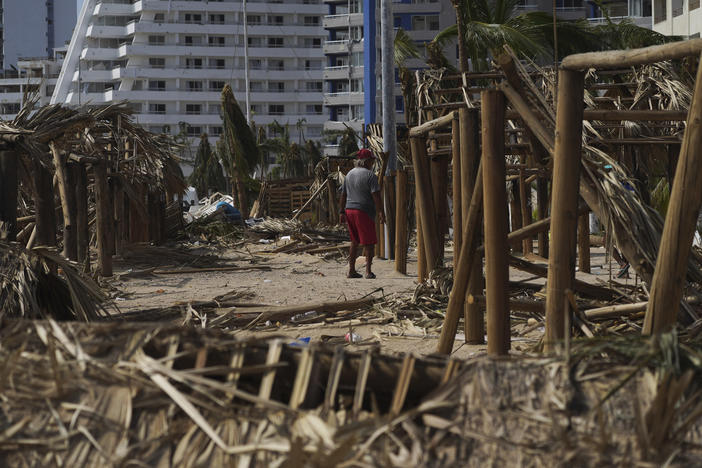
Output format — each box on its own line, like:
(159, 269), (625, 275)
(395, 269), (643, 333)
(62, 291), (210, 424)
(372, 191), (385, 224)
(339, 191), (347, 223)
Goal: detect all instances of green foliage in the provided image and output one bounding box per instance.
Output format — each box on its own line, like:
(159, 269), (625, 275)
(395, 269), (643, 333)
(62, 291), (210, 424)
(394, 28), (422, 68)
(188, 134), (227, 197)
(650, 178), (671, 218)
(264, 120), (323, 179)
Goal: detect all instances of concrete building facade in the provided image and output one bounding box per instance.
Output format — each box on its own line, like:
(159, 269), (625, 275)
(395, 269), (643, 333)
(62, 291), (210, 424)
(52, 0), (328, 170)
(652, 0), (701, 36)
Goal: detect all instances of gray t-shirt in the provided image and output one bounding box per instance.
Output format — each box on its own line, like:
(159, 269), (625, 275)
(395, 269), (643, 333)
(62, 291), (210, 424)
(342, 167), (380, 218)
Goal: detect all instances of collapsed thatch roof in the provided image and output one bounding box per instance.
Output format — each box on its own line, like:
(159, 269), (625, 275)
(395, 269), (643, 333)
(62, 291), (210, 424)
(0, 242), (116, 321)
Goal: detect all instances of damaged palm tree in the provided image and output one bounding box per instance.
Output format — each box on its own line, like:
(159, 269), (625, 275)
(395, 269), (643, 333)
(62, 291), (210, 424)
(220, 84), (260, 218)
(0, 242), (115, 321)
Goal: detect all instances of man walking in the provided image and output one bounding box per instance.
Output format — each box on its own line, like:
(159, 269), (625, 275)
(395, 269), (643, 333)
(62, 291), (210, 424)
(340, 149), (385, 279)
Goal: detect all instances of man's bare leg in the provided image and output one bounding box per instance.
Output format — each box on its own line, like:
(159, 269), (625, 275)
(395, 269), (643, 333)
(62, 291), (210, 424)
(363, 245), (375, 278)
(348, 242), (360, 277)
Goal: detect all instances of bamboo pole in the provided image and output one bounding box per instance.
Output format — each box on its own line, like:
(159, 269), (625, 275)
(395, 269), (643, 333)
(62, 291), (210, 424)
(0, 150), (17, 241)
(395, 168), (408, 274)
(408, 111), (456, 137)
(644, 53), (702, 334)
(577, 210), (590, 273)
(460, 107), (484, 344)
(537, 175), (549, 258)
(561, 38), (702, 70)
(429, 146), (446, 262)
(410, 136), (439, 271)
(50, 143), (77, 260)
(93, 163), (113, 277)
(73, 163), (89, 265)
(545, 69), (586, 349)
(416, 202), (426, 282)
(451, 114), (462, 270)
(436, 162), (484, 355)
(509, 180), (523, 253)
(482, 90), (510, 356)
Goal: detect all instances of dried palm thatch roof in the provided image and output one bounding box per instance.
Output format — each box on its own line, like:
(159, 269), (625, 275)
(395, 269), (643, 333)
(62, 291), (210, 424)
(0, 320), (700, 466)
(0, 242), (116, 321)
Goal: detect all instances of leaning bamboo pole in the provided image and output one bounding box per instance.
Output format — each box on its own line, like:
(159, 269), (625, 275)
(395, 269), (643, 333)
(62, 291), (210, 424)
(561, 38), (702, 70)
(482, 90), (510, 356)
(544, 69), (586, 350)
(451, 114), (462, 271)
(410, 136), (439, 272)
(644, 52), (702, 334)
(51, 143), (78, 261)
(0, 150), (17, 241)
(460, 108), (484, 344)
(436, 162), (483, 355)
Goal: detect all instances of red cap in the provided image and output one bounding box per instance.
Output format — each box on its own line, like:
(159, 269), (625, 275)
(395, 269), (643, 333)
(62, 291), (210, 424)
(357, 148), (375, 160)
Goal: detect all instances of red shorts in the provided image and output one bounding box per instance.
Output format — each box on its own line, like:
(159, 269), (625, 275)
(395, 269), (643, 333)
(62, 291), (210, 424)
(345, 209), (377, 245)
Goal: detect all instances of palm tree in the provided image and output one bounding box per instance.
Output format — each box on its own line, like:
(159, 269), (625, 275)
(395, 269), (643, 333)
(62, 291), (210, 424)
(264, 121), (322, 179)
(394, 28), (422, 127)
(220, 84), (260, 217)
(188, 134), (227, 198)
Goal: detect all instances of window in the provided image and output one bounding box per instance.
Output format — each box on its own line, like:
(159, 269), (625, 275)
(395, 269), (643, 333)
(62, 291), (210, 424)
(306, 81), (323, 92)
(148, 35), (165, 45)
(268, 60), (284, 71)
(148, 103), (166, 114)
(187, 126), (202, 137)
(184, 36), (202, 45)
(247, 15), (262, 25)
(305, 59), (322, 70)
(209, 14), (225, 24)
(248, 37), (262, 47)
(268, 81), (285, 92)
(411, 15), (439, 31)
(184, 13), (202, 24)
(186, 81), (203, 91)
(306, 104), (323, 115)
(208, 36), (225, 47)
(148, 57), (165, 69)
(185, 58), (202, 69)
(249, 59), (263, 69)
(268, 37), (284, 48)
(209, 58), (225, 69)
(209, 104), (221, 115)
(185, 104), (201, 115)
(154, 13), (165, 22)
(210, 126), (223, 136)
(395, 96), (404, 113)
(268, 104), (285, 115)
(304, 16), (319, 26)
(268, 15), (284, 25)
(250, 104), (262, 114)
(209, 81), (225, 91)
(303, 38), (321, 48)
(250, 81), (264, 91)
(148, 80), (166, 91)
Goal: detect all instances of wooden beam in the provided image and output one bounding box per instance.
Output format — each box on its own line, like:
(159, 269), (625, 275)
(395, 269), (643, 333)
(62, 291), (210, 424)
(482, 90), (510, 356)
(644, 52), (702, 334)
(408, 111), (456, 137)
(561, 38), (702, 70)
(93, 162), (113, 277)
(578, 210), (591, 274)
(410, 137), (440, 271)
(395, 168), (408, 274)
(545, 69), (586, 350)
(51, 143), (77, 260)
(451, 114), (462, 272)
(73, 163), (89, 265)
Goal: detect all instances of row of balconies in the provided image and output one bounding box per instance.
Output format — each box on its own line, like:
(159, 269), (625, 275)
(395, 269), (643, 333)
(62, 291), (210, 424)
(73, 88), (325, 103)
(81, 43), (325, 60)
(75, 66), (323, 81)
(87, 21), (325, 38)
(323, 13), (364, 29)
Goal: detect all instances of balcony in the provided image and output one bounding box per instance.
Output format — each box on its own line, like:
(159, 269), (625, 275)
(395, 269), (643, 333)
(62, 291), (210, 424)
(323, 65), (350, 80)
(323, 91), (364, 106)
(323, 13), (364, 30)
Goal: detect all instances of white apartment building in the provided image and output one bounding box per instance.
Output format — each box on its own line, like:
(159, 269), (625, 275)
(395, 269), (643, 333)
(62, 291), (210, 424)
(52, 0), (328, 173)
(652, 0), (701, 36)
(0, 51), (65, 120)
(322, 0), (456, 153)
(1, 0), (76, 70)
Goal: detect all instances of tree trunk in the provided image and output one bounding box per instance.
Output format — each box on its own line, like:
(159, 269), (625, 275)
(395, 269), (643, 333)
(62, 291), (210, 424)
(0, 151), (18, 241)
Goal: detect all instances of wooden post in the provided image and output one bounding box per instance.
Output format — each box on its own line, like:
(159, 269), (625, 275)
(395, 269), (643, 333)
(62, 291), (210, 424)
(509, 180), (523, 253)
(577, 210), (590, 273)
(482, 90), (510, 356)
(114, 180), (125, 255)
(544, 69), (586, 349)
(451, 114), (462, 270)
(429, 143), (445, 263)
(460, 107), (484, 344)
(0, 150), (18, 241)
(644, 53), (702, 334)
(51, 143), (77, 260)
(410, 136), (439, 271)
(395, 168), (408, 274)
(93, 163), (113, 277)
(73, 163), (89, 265)
(436, 162), (483, 355)
(519, 165), (533, 254)
(32, 160), (56, 247)
(537, 176), (549, 257)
